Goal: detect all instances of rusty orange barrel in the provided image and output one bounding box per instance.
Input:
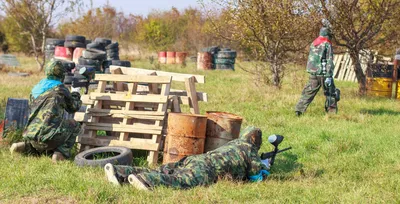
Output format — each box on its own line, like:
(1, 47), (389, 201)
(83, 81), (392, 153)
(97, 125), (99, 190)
(163, 113), (207, 164)
(197, 52), (212, 70)
(158, 51), (167, 64)
(175, 52), (187, 64)
(204, 111), (243, 152)
(166, 51), (176, 64)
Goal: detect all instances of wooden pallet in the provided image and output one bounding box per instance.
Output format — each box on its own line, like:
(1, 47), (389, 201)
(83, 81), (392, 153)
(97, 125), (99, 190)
(333, 51), (373, 82)
(110, 66), (207, 114)
(75, 74), (172, 164)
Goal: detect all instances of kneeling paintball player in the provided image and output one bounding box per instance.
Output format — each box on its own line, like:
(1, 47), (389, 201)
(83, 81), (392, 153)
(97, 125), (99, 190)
(10, 60), (82, 162)
(104, 126), (271, 190)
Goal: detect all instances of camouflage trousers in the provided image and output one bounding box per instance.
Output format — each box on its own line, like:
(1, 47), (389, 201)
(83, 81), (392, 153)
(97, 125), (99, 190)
(113, 157), (217, 189)
(295, 75), (337, 113)
(25, 119), (81, 158)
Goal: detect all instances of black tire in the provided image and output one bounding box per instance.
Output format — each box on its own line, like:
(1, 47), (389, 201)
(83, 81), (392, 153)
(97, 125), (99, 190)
(86, 42), (105, 51)
(78, 57), (101, 66)
(215, 63), (235, 70)
(221, 48), (231, 51)
(217, 51), (237, 58)
(59, 59), (76, 71)
(45, 44), (56, 50)
(104, 68), (111, 74)
(64, 41), (86, 48)
(65, 35), (86, 43)
(74, 146), (133, 167)
(85, 40), (92, 45)
(215, 58), (235, 64)
(103, 60), (111, 69)
(105, 42), (119, 50)
(111, 60), (130, 67)
(83, 49), (107, 60)
(46, 38), (65, 46)
(94, 38), (112, 46)
(107, 56), (120, 60)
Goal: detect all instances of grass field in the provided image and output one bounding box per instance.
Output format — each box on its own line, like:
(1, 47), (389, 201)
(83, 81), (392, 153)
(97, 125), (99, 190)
(1, 55), (400, 203)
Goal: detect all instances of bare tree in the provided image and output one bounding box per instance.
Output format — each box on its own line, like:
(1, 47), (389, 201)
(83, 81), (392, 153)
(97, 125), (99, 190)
(315, 0), (400, 95)
(202, 0), (320, 87)
(0, 0), (82, 71)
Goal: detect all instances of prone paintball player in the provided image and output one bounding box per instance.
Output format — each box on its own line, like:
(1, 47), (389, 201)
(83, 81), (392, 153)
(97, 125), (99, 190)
(295, 25), (339, 115)
(104, 126), (272, 190)
(9, 59), (82, 162)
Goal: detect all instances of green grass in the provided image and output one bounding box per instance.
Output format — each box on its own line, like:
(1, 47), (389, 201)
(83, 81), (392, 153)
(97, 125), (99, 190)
(1, 56), (400, 203)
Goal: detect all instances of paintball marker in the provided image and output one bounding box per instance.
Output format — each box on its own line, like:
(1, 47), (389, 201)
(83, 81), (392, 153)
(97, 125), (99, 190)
(322, 59), (340, 113)
(72, 67), (96, 94)
(260, 135), (292, 167)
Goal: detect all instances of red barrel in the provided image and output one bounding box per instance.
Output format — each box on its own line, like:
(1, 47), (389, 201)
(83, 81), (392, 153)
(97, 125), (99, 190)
(197, 52), (212, 70)
(176, 52), (187, 64)
(166, 51), (176, 64)
(158, 51), (167, 64)
(54, 46), (73, 61)
(73, 48), (86, 64)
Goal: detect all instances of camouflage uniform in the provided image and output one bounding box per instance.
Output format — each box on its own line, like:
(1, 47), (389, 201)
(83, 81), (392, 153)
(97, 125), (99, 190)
(23, 60), (82, 158)
(295, 27), (337, 113)
(112, 126), (267, 189)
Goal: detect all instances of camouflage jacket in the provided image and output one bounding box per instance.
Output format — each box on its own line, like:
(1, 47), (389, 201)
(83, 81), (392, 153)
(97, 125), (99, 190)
(183, 137), (266, 180)
(23, 85), (81, 142)
(306, 36), (335, 77)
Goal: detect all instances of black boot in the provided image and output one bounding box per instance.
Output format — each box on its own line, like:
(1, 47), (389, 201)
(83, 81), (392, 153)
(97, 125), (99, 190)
(295, 111), (303, 117)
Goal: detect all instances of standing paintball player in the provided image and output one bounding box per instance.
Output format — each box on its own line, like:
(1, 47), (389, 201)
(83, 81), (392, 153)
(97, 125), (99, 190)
(104, 126), (271, 190)
(295, 25), (338, 116)
(10, 60), (82, 162)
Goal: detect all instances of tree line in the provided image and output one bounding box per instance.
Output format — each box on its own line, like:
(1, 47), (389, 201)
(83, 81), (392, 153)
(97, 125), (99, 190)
(0, 0), (399, 95)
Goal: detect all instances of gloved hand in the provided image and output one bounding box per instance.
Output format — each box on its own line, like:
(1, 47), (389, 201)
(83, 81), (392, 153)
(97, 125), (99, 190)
(261, 159), (270, 169)
(248, 170), (270, 182)
(324, 77), (332, 87)
(71, 87), (81, 93)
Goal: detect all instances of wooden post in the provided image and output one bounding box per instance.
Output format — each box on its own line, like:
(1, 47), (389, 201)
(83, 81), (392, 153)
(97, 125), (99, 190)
(391, 49), (400, 99)
(184, 76), (200, 114)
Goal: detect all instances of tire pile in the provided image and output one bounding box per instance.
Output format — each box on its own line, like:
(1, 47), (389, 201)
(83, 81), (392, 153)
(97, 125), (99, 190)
(201, 47), (237, 70)
(45, 38), (65, 59)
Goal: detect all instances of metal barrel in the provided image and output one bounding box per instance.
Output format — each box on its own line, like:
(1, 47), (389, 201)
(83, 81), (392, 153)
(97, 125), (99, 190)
(175, 52), (187, 64)
(204, 111), (243, 153)
(197, 52), (212, 70)
(163, 113), (207, 164)
(366, 77), (392, 98)
(166, 51), (176, 64)
(158, 52), (167, 64)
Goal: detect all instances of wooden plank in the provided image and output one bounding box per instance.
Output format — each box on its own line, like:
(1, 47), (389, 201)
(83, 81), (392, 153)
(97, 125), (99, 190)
(74, 112), (89, 122)
(88, 109), (165, 116)
(185, 76), (200, 114)
(169, 89), (208, 102)
(120, 82), (138, 141)
(90, 93), (168, 103)
(110, 68), (124, 91)
(78, 137), (113, 146)
(109, 139), (159, 151)
(84, 125), (162, 135)
(110, 66), (206, 83)
(95, 74), (172, 84)
(85, 122), (163, 130)
(333, 54), (343, 78)
(81, 95), (94, 105)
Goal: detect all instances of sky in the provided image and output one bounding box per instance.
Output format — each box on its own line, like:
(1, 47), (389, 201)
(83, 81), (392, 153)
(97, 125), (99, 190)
(89, 0), (202, 16)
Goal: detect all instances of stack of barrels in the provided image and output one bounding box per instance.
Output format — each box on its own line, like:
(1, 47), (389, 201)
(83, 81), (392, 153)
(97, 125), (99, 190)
(158, 51), (187, 65)
(163, 112), (243, 164)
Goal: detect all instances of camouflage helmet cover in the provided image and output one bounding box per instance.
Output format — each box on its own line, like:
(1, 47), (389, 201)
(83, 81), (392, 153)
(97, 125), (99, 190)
(240, 126), (263, 150)
(319, 26), (332, 39)
(45, 59), (66, 81)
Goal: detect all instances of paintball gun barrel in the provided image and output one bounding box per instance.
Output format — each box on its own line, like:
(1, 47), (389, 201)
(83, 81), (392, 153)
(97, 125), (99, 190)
(72, 67), (96, 94)
(260, 135), (292, 166)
